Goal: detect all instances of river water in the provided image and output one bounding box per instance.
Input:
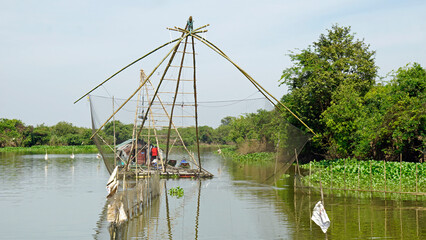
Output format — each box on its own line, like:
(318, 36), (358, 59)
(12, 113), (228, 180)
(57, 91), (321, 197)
(0, 150), (425, 239)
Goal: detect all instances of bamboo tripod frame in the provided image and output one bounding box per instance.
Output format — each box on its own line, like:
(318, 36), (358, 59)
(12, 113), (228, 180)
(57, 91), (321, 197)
(76, 17), (317, 173)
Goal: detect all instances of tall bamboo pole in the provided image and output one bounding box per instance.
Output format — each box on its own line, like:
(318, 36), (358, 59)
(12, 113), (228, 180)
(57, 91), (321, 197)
(125, 33), (189, 170)
(144, 78), (203, 170)
(165, 35), (189, 166)
(144, 77), (165, 172)
(191, 35), (202, 173)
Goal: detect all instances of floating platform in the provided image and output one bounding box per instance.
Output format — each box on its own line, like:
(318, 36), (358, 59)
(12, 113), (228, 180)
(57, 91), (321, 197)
(118, 165), (214, 178)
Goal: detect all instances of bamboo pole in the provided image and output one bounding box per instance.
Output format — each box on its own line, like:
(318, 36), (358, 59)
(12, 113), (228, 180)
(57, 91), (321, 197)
(384, 160), (387, 193)
(309, 162), (311, 194)
(165, 35), (189, 165)
(144, 78), (200, 169)
(416, 209), (419, 237)
(195, 180), (201, 239)
(416, 163), (418, 194)
(358, 160), (360, 191)
(370, 160), (373, 194)
(330, 164), (333, 190)
(344, 158), (347, 190)
(74, 38), (181, 104)
(295, 148), (301, 176)
(274, 137), (280, 175)
(400, 153), (402, 193)
(319, 168), (325, 205)
(125, 33), (190, 170)
(144, 77), (165, 172)
(191, 35), (202, 173)
(400, 205), (403, 239)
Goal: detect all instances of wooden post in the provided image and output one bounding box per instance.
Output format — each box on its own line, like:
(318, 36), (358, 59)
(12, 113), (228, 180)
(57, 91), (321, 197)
(344, 158), (347, 191)
(416, 163), (418, 194)
(384, 160), (387, 193)
(330, 164), (333, 190)
(400, 205), (403, 239)
(309, 162), (311, 194)
(319, 168), (325, 205)
(358, 159), (360, 191)
(370, 160), (373, 193)
(274, 137), (280, 175)
(400, 153), (402, 194)
(295, 149), (301, 176)
(416, 209), (419, 237)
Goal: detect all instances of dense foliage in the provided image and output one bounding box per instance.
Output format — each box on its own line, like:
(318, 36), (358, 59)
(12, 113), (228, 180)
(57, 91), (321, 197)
(275, 24), (424, 162)
(211, 25), (424, 163)
(280, 25), (378, 135)
(0, 119), (93, 147)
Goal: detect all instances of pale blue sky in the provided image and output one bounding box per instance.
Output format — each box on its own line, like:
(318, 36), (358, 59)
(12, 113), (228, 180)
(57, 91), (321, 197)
(1, 0), (425, 127)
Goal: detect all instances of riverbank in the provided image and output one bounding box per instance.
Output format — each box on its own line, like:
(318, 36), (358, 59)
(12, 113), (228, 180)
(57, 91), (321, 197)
(0, 145), (99, 154)
(299, 158), (426, 194)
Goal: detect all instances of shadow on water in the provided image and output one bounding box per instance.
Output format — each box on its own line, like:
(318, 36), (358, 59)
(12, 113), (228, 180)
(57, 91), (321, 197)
(93, 149), (425, 239)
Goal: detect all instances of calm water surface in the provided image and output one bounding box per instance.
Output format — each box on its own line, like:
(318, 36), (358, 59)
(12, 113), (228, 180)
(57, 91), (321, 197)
(1, 151), (425, 239)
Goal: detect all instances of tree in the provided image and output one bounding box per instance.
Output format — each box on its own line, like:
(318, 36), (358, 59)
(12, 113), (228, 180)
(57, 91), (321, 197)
(279, 24), (378, 159)
(321, 85), (365, 158)
(0, 118), (29, 147)
(32, 124), (51, 145)
(103, 120), (133, 144)
(372, 63), (425, 161)
(280, 25), (378, 133)
(322, 63), (425, 161)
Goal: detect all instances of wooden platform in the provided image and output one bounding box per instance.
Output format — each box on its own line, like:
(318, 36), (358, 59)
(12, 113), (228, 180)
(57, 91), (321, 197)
(118, 165), (213, 178)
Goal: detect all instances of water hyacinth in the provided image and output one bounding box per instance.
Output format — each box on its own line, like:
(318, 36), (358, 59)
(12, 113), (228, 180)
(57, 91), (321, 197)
(300, 158), (425, 193)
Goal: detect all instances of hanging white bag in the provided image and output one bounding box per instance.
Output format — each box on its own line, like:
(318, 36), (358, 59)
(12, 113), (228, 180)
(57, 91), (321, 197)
(311, 201), (330, 233)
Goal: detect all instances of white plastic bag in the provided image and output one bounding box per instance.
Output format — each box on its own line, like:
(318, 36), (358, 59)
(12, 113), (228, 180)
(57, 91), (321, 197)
(311, 201), (330, 233)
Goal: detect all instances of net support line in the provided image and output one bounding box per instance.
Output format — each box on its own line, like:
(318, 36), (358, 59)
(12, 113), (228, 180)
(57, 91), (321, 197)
(191, 33), (317, 136)
(74, 38), (181, 104)
(90, 32), (190, 141)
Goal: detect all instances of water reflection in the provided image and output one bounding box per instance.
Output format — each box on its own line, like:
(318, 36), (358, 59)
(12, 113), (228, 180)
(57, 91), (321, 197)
(95, 150), (425, 239)
(0, 152), (110, 239)
(1, 151), (421, 239)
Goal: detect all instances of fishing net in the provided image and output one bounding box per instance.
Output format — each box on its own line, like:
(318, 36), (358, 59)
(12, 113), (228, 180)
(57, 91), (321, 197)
(85, 25), (311, 177)
(107, 173), (161, 225)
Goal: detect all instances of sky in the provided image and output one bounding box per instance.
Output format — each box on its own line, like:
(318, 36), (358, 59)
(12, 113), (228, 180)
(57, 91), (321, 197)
(1, 0), (425, 128)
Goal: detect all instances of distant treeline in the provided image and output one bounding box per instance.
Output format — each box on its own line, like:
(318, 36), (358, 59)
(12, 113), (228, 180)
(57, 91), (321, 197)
(0, 118), (232, 148)
(0, 120), (94, 147)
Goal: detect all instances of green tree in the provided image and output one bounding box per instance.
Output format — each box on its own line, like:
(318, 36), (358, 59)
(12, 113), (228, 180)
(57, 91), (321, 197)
(103, 120), (133, 144)
(0, 118), (29, 147)
(280, 24), (378, 133)
(321, 85), (365, 158)
(322, 63), (425, 161)
(372, 63), (425, 161)
(279, 24), (378, 159)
